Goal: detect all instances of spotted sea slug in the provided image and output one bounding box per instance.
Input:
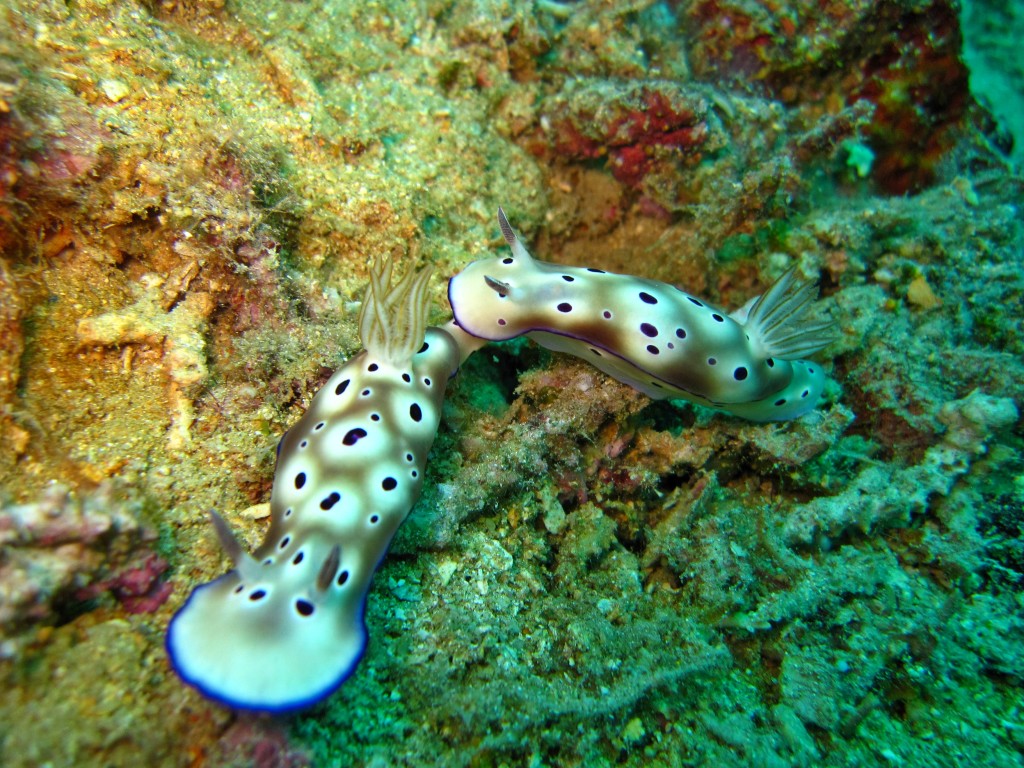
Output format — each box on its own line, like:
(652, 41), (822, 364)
(448, 209), (835, 421)
(166, 257), (481, 713)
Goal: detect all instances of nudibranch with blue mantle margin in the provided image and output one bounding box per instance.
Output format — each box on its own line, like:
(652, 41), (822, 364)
(449, 209), (835, 422)
(166, 257), (484, 713)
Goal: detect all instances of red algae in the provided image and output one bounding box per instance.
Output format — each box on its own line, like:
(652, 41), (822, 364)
(537, 79), (713, 186)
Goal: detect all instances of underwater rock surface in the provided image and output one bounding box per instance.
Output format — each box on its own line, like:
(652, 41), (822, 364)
(0, 0), (1022, 766)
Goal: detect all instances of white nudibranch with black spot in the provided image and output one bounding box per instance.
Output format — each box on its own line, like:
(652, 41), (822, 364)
(166, 257), (480, 713)
(449, 209), (835, 421)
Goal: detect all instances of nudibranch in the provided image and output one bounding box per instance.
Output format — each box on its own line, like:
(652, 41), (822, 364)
(167, 258), (480, 713)
(449, 209), (834, 421)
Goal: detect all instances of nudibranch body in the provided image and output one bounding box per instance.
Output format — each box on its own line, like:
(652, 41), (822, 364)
(449, 210), (834, 421)
(167, 259), (475, 713)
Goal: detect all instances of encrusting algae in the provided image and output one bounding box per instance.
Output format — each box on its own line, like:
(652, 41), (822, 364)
(0, 0), (1023, 766)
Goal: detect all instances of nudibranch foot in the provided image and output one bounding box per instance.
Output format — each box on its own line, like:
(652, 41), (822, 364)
(167, 257), (466, 713)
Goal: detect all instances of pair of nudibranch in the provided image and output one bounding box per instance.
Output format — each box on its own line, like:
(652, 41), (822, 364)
(166, 210), (835, 712)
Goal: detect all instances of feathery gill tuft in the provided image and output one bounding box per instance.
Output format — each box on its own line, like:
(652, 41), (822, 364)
(741, 267), (837, 360)
(358, 255), (434, 364)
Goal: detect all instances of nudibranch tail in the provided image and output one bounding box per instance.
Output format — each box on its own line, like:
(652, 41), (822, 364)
(167, 257), (464, 713)
(440, 318), (489, 365)
(448, 209), (833, 422)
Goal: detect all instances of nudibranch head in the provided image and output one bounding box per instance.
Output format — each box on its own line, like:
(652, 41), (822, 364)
(166, 536), (367, 712)
(449, 209), (834, 421)
(167, 257), (462, 712)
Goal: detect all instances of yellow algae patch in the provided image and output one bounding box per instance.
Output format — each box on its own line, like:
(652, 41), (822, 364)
(622, 716), (647, 745)
(76, 264), (214, 449)
(906, 275), (942, 309)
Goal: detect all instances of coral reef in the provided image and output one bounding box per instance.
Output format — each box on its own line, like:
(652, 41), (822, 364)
(0, 0), (1021, 766)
